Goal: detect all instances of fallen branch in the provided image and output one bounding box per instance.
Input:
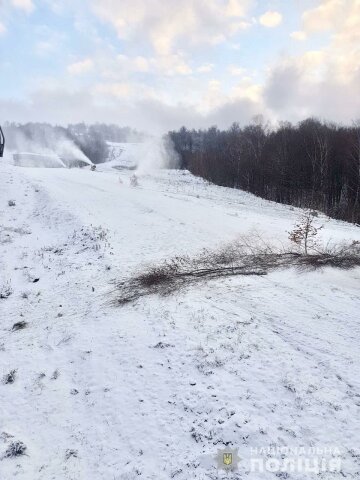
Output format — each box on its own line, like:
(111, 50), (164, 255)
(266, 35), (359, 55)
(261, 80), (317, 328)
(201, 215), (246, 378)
(112, 240), (360, 305)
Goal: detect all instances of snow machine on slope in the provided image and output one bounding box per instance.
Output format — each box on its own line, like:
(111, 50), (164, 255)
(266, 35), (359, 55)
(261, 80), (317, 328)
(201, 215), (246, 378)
(0, 126), (4, 157)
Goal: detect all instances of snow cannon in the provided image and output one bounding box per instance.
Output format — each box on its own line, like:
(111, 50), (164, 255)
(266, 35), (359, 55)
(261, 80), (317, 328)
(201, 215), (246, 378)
(0, 126), (4, 157)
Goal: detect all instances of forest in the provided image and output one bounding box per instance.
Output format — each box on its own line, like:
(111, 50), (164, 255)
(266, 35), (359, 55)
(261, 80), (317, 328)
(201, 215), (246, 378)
(168, 118), (360, 224)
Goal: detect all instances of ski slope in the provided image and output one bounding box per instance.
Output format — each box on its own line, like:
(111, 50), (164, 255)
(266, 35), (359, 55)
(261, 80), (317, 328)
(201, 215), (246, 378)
(1, 153), (360, 479)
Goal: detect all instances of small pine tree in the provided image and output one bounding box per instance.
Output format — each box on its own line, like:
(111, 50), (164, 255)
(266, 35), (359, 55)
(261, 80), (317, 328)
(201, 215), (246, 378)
(288, 210), (323, 254)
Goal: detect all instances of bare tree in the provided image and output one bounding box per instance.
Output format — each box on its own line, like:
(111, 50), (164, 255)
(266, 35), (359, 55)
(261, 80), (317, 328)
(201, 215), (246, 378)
(288, 211), (323, 255)
(349, 121), (360, 221)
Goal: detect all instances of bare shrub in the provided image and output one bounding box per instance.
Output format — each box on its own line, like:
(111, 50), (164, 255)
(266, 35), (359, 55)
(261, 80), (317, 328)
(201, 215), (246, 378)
(113, 236), (360, 305)
(288, 210), (323, 254)
(3, 370), (17, 385)
(152, 342), (174, 349)
(3, 441), (27, 458)
(11, 321), (28, 332)
(8, 200), (16, 207)
(65, 449), (78, 460)
(0, 282), (13, 299)
(0, 226), (31, 236)
(296, 240), (360, 270)
(114, 239), (281, 305)
(69, 225), (109, 252)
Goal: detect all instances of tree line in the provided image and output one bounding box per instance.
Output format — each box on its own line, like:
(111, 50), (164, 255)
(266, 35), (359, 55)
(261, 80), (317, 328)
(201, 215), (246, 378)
(168, 118), (360, 224)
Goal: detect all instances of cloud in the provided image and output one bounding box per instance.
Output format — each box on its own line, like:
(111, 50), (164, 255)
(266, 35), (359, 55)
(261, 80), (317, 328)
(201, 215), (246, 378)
(263, 53), (360, 123)
(264, 64), (303, 112)
(0, 83), (261, 134)
(260, 0), (360, 123)
(91, 0), (253, 55)
(207, 97), (259, 126)
(290, 31), (307, 41)
(34, 29), (66, 56)
(197, 63), (214, 73)
(101, 52), (193, 78)
(11, 0), (34, 13)
(295, 0), (360, 83)
(132, 56), (149, 73)
(113, 55), (150, 74)
(0, 22), (7, 35)
(93, 82), (131, 98)
(231, 77), (262, 103)
(259, 11), (282, 28)
(36, 41), (56, 55)
(67, 58), (94, 75)
(228, 65), (246, 76)
(1, 0), (359, 133)
(302, 0), (345, 33)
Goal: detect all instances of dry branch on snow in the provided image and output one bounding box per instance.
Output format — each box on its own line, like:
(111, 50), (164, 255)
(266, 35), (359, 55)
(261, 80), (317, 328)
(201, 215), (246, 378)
(113, 238), (360, 305)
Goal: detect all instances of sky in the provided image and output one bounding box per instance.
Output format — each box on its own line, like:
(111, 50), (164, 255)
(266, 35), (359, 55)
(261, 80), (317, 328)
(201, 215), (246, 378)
(0, 0), (359, 132)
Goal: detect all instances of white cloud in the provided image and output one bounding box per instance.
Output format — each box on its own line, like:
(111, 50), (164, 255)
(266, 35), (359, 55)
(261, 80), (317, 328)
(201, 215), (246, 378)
(67, 58), (94, 76)
(34, 30), (65, 56)
(259, 11), (282, 28)
(153, 53), (193, 75)
(290, 31), (307, 41)
(93, 82), (131, 98)
(109, 52), (193, 77)
(133, 56), (149, 73)
(296, 0), (360, 83)
(228, 65), (246, 76)
(43, 0), (66, 15)
(36, 41), (56, 55)
(11, 0), (34, 13)
(258, 0), (360, 124)
(226, 0), (249, 17)
(0, 22), (7, 35)
(231, 78), (262, 103)
(92, 0), (253, 55)
(302, 0), (346, 33)
(197, 63), (214, 73)
(199, 79), (223, 112)
(154, 53), (193, 75)
(114, 55), (150, 74)
(2, 0), (360, 132)
(264, 59), (360, 123)
(199, 75), (263, 114)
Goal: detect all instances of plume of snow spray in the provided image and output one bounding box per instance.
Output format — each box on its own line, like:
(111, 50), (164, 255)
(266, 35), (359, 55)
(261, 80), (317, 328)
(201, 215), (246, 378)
(4, 124), (91, 166)
(135, 135), (180, 174)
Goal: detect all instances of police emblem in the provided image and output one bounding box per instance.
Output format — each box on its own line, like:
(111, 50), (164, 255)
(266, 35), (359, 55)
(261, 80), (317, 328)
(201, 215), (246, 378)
(217, 448), (240, 471)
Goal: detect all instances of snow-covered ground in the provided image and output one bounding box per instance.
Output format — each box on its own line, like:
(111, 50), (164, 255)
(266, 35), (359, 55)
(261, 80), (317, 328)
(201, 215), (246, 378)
(1, 150), (360, 479)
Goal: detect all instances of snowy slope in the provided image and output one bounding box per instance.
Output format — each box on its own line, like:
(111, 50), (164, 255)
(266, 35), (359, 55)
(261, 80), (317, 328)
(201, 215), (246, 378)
(1, 161), (360, 480)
